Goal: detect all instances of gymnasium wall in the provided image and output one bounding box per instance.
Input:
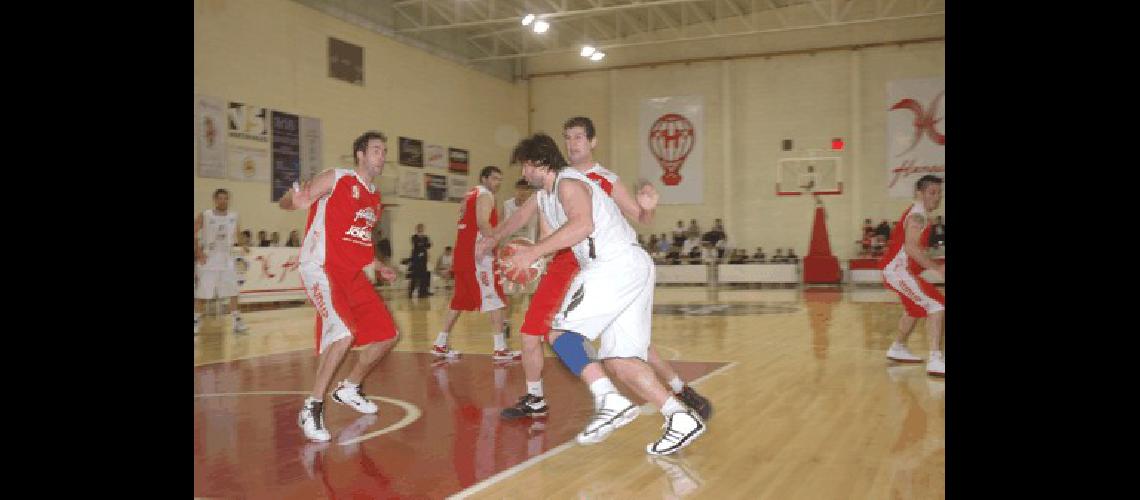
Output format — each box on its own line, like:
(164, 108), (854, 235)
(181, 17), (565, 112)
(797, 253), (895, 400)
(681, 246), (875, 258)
(194, 0), (528, 262)
(529, 41), (944, 260)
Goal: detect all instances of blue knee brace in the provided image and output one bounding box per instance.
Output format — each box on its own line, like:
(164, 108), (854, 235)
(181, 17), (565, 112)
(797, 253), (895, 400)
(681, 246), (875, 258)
(551, 332), (591, 376)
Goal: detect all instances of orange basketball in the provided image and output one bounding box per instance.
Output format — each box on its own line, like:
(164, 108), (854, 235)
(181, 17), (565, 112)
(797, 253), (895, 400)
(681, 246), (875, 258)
(497, 238), (542, 285)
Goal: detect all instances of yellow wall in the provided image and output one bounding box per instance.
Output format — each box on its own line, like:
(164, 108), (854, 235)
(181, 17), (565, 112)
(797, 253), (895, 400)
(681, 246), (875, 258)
(194, 0), (528, 261)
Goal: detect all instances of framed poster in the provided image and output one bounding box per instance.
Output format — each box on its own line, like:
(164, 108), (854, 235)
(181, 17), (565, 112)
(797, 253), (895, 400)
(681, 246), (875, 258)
(399, 136), (423, 167)
(448, 147), (468, 174)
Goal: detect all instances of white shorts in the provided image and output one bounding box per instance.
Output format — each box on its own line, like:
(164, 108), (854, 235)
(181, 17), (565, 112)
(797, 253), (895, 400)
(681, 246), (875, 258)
(195, 266), (239, 299)
(552, 247), (654, 361)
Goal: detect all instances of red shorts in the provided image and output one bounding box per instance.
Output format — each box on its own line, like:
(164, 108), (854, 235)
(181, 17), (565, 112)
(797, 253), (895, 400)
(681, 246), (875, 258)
(449, 248), (506, 312)
(883, 270), (945, 318)
(300, 264), (398, 354)
(520, 249), (580, 340)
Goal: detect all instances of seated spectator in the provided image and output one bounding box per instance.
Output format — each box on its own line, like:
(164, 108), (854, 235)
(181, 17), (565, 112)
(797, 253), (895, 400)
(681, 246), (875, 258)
(672, 221), (687, 247)
(875, 219), (892, 241)
(728, 249), (747, 264)
(681, 235), (701, 257)
(687, 219), (702, 240)
(647, 234), (659, 253)
(752, 247), (766, 262)
(239, 230), (253, 248)
(700, 242), (718, 264)
(715, 237), (727, 259)
(786, 248), (799, 263)
(862, 218), (874, 237)
(258, 230), (270, 247)
(772, 248), (785, 263)
(270, 231), (281, 247)
(666, 244), (682, 264)
(286, 230), (301, 247)
(656, 233), (671, 256)
(688, 242), (703, 264)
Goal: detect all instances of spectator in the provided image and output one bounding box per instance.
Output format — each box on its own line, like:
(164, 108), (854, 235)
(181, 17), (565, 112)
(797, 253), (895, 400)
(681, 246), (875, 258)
(258, 230), (270, 247)
(728, 249), (747, 264)
(408, 223), (432, 298)
(666, 243), (682, 264)
(270, 231), (281, 247)
(700, 241), (717, 264)
(862, 218), (874, 237)
(375, 228), (393, 264)
(681, 235), (701, 258)
(672, 221), (686, 247)
(689, 242), (705, 264)
(786, 248), (799, 263)
(239, 230), (253, 248)
(875, 219), (892, 240)
(687, 219), (702, 239)
(647, 234), (658, 253)
(656, 233), (671, 256)
(286, 230), (301, 247)
(772, 248), (785, 263)
(435, 246), (454, 290)
(715, 237), (727, 260)
(752, 247), (766, 262)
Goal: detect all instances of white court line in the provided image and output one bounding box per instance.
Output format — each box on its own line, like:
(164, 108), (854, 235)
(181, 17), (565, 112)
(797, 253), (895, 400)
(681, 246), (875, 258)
(193, 391), (422, 444)
(447, 359), (739, 499)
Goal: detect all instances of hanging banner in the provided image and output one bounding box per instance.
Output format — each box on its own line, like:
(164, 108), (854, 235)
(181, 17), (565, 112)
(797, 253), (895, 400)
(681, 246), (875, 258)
(227, 101), (271, 182)
(639, 96), (704, 204)
(270, 111), (300, 202)
(886, 77), (945, 198)
(299, 116), (322, 181)
(196, 95), (226, 178)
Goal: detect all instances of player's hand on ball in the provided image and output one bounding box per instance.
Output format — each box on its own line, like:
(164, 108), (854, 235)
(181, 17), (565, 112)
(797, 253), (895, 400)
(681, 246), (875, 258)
(636, 180), (659, 211)
(506, 246), (537, 277)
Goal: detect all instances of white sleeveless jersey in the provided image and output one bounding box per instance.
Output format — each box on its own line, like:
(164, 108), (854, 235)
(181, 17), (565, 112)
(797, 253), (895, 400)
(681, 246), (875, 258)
(199, 209), (238, 271)
(537, 168), (637, 269)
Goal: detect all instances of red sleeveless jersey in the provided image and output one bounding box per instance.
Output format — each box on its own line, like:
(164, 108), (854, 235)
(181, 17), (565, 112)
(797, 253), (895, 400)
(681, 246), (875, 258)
(300, 169), (381, 272)
(878, 202), (931, 275)
(454, 185), (497, 265)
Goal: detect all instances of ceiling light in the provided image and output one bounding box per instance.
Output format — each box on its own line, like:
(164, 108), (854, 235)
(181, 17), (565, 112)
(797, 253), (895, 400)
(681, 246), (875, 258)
(521, 14), (535, 26)
(581, 46), (596, 57)
(590, 51), (605, 61)
(533, 20), (550, 33)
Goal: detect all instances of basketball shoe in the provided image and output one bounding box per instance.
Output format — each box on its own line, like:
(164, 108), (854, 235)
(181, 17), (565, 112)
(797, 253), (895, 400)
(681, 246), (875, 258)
(646, 409), (706, 456)
(331, 380), (379, 414)
(577, 392), (640, 445)
(298, 398), (331, 442)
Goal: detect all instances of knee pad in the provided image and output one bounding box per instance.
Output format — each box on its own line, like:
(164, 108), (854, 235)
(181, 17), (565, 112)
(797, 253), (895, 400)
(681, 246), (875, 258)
(551, 332), (591, 376)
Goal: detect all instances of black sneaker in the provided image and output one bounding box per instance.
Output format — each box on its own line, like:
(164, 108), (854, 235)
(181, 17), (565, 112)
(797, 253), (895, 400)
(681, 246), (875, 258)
(676, 386), (713, 421)
(500, 394), (548, 419)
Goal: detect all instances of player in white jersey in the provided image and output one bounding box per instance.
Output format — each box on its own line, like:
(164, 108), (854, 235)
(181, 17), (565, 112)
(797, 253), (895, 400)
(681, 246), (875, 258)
(504, 133), (706, 455)
(194, 189), (249, 334)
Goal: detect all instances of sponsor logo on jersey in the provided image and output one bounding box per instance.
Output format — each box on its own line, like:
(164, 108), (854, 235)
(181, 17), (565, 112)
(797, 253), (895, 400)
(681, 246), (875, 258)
(352, 185), (360, 199)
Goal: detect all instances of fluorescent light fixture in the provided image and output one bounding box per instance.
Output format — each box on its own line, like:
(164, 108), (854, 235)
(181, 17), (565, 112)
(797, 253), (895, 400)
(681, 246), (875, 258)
(533, 20), (550, 33)
(521, 14), (535, 26)
(581, 46), (596, 57)
(590, 51), (605, 61)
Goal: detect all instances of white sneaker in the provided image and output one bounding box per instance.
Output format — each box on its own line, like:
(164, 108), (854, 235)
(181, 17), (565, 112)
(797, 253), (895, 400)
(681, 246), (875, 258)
(331, 380), (379, 414)
(646, 410), (706, 456)
(887, 343), (923, 363)
(298, 398), (331, 442)
(576, 392), (640, 445)
(430, 344), (461, 358)
(232, 317), (249, 333)
(927, 352), (945, 377)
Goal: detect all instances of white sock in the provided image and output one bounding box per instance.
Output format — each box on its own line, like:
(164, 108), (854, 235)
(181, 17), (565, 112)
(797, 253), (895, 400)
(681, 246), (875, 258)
(435, 331), (450, 346)
(661, 396), (687, 417)
(588, 378), (618, 399)
(527, 380), (544, 398)
(493, 333), (507, 351)
(668, 376), (685, 394)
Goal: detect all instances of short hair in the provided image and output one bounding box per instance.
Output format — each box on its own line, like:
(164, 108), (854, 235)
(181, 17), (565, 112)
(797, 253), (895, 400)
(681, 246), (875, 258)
(510, 133), (569, 173)
(480, 165), (502, 179)
(562, 116), (596, 140)
(915, 175), (943, 192)
(213, 188), (229, 198)
(444, 246), (453, 251)
(352, 131), (388, 160)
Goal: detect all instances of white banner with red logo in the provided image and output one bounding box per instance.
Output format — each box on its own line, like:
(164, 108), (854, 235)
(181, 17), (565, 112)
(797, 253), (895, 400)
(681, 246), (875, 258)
(640, 96), (704, 205)
(228, 247), (377, 303)
(886, 77), (945, 198)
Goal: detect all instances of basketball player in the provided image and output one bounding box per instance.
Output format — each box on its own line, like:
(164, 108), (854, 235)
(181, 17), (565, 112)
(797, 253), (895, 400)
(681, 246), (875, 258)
(480, 117), (712, 424)
(880, 175), (946, 376)
(431, 166), (521, 361)
(504, 133), (705, 455)
(500, 178), (538, 325)
(194, 188), (248, 334)
(278, 131), (402, 442)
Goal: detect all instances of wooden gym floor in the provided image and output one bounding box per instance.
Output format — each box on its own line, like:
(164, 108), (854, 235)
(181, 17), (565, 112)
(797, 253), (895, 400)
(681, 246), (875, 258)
(194, 285), (945, 499)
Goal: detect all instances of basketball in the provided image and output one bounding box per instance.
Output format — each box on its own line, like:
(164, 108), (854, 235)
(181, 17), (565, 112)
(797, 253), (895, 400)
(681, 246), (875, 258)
(497, 237), (542, 285)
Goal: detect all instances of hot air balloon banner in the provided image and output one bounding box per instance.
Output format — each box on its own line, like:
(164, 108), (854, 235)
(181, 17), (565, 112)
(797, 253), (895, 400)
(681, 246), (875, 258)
(886, 77), (944, 198)
(640, 96), (704, 204)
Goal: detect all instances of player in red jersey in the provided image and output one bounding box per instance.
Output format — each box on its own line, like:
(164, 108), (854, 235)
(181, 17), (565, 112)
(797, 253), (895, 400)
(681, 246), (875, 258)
(879, 175), (946, 376)
(279, 131), (401, 441)
(431, 166), (521, 362)
(479, 117), (712, 422)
